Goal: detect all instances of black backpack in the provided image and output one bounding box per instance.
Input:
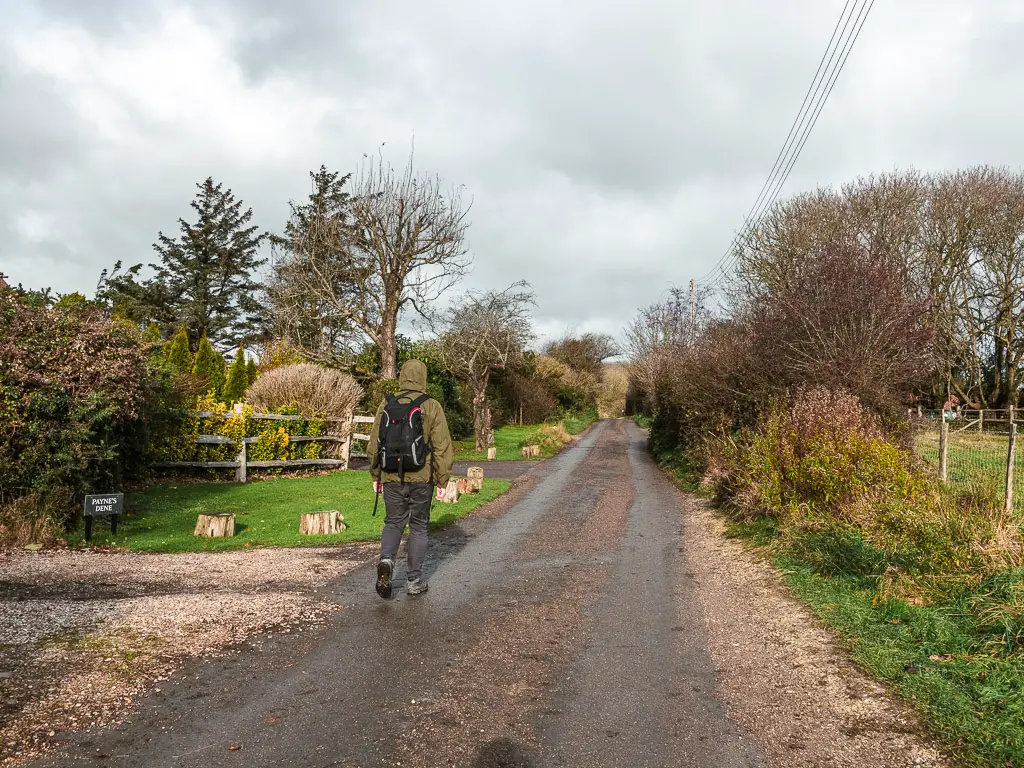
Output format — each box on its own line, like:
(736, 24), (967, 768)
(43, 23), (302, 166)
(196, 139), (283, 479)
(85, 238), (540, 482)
(376, 391), (432, 481)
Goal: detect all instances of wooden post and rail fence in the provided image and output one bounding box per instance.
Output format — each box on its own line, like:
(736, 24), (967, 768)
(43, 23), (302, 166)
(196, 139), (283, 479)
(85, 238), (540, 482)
(155, 410), (377, 483)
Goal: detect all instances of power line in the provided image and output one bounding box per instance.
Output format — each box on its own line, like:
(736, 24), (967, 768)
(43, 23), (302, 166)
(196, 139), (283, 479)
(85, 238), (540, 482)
(699, 0), (855, 285)
(700, 0), (864, 289)
(698, 0), (870, 290)
(700, 0), (873, 290)
(703, 0), (876, 292)
(734, 0), (875, 265)
(697, 0), (876, 291)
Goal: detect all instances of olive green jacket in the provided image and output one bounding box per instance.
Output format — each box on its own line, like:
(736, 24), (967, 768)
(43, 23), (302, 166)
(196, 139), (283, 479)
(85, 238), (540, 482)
(367, 360), (454, 487)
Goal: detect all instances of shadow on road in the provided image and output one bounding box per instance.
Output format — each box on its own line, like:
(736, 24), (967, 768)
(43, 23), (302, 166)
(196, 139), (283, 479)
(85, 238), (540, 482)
(472, 737), (536, 767)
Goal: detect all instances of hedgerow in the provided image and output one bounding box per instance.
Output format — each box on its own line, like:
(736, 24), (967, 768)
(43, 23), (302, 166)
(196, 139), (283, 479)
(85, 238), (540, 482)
(0, 289), (181, 544)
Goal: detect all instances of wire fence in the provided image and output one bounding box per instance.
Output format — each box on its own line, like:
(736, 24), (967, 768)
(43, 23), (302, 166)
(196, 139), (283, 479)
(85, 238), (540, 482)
(913, 408), (1020, 511)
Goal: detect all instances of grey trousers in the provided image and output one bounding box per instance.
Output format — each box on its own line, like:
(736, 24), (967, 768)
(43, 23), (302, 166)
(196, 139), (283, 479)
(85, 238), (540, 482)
(380, 482), (433, 581)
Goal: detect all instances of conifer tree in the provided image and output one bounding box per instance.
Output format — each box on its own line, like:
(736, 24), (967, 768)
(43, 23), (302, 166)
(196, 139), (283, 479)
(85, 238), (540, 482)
(192, 334), (226, 397)
(152, 177), (267, 348)
(246, 358), (259, 388)
(164, 326), (193, 374)
(224, 347), (249, 404)
(97, 179), (267, 346)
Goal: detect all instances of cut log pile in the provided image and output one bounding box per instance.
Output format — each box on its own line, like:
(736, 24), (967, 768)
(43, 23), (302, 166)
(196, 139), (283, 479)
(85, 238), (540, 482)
(521, 445), (541, 458)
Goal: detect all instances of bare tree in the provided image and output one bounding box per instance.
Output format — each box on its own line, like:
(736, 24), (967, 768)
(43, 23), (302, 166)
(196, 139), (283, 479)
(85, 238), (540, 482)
(748, 242), (936, 420)
(435, 282), (535, 450)
(544, 333), (620, 375)
(974, 169), (1024, 407)
(625, 285), (711, 411)
(269, 150), (472, 378)
(919, 168), (988, 407)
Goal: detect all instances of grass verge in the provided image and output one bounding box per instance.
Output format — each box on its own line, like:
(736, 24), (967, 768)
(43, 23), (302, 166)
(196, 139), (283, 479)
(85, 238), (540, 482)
(454, 416), (595, 461)
(766, 549), (1024, 767)
(664, 452), (1024, 767)
(67, 470), (511, 553)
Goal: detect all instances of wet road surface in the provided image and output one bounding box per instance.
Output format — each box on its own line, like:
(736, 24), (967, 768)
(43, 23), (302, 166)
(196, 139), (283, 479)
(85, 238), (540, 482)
(38, 420), (763, 767)
(347, 458), (534, 482)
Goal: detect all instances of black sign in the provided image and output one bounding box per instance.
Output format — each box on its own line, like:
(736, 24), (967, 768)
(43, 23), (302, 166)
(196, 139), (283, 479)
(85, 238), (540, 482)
(84, 494), (123, 517)
(84, 494), (123, 542)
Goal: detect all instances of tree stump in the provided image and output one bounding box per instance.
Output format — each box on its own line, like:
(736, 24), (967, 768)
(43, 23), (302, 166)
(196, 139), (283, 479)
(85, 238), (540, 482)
(487, 447), (497, 461)
(521, 445), (540, 458)
(457, 478), (469, 495)
(443, 478), (461, 503)
(194, 513), (235, 538)
(467, 466), (484, 492)
(300, 510), (345, 535)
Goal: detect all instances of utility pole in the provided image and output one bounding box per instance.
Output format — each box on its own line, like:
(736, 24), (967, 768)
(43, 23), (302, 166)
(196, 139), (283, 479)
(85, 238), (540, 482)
(689, 279), (696, 345)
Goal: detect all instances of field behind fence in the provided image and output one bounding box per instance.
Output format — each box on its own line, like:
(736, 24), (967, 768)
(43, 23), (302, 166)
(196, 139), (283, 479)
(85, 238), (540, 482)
(914, 408), (1020, 511)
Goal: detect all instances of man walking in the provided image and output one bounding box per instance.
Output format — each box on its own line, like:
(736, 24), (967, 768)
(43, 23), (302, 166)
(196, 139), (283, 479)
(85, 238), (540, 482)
(368, 359), (454, 599)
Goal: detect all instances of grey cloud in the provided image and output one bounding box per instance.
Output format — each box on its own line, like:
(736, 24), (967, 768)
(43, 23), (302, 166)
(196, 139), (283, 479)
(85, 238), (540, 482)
(3, 0), (1024, 345)
(0, 50), (84, 184)
(28, 0), (163, 37)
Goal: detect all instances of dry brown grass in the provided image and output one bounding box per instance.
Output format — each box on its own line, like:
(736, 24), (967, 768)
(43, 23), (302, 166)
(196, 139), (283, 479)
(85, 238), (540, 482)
(597, 363), (629, 418)
(0, 494), (65, 548)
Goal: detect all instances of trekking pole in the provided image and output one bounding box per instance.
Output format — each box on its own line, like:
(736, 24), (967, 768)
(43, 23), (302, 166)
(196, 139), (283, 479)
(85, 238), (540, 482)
(372, 473), (382, 517)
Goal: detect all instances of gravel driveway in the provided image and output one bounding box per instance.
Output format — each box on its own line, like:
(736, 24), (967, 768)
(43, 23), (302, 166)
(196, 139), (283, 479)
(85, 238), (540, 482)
(0, 545), (375, 766)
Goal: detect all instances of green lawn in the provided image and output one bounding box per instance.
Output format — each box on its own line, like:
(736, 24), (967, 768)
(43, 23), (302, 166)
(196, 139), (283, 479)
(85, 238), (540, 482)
(68, 470), (510, 553)
(561, 415), (595, 435)
(718, 511), (1024, 767)
(454, 416), (595, 461)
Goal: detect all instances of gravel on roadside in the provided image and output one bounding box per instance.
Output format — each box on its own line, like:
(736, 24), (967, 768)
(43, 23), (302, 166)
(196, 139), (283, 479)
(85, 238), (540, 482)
(0, 545), (374, 766)
(679, 497), (950, 768)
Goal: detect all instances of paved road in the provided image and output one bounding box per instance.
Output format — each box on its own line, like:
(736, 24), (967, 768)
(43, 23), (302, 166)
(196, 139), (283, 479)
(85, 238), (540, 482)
(40, 420), (763, 767)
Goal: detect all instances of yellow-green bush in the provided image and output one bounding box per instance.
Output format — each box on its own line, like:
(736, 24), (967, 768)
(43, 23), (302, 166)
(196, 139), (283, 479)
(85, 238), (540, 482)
(713, 388), (1008, 599)
(531, 423), (573, 456)
(250, 426), (290, 462)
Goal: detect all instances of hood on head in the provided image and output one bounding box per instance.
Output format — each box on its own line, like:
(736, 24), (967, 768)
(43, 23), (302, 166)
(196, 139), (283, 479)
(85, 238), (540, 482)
(398, 359), (428, 393)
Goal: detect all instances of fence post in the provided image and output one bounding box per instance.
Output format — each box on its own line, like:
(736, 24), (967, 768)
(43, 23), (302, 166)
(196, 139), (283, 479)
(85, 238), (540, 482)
(978, 409), (984, 433)
(938, 416), (949, 482)
(1005, 406), (1016, 515)
(341, 431), (353, 471)
(235, 440), (247, 484)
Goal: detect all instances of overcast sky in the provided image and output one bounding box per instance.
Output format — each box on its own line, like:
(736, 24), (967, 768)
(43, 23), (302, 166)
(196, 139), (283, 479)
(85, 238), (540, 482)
(3, 0), (1023, 344)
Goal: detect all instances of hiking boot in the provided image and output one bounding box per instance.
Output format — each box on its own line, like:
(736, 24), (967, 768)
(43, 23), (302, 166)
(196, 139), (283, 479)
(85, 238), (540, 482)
(406, 578), (429, 596)
(375, 559), (394, 599)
